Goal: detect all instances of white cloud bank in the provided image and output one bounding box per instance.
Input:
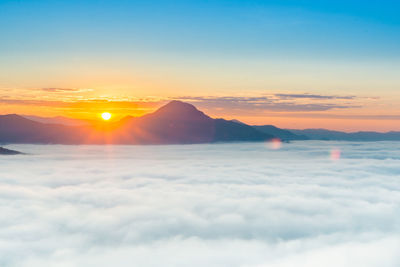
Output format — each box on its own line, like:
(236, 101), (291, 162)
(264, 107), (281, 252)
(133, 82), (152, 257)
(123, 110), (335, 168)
(1, 142), (400, 267)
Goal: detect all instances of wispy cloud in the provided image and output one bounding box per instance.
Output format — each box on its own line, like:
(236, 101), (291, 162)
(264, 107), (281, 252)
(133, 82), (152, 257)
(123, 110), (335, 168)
(0, 92), (369, 115)
(41, 88), (94, 93)
(0, 98), (160, 108)
(0, 98), (68, 107)
(175, 94), (360, 112)
(274, 93), (355, 100)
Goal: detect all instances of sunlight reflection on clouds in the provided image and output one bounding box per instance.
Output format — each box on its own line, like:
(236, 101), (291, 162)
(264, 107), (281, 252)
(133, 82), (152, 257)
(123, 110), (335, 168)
(0, 142), (399, 267)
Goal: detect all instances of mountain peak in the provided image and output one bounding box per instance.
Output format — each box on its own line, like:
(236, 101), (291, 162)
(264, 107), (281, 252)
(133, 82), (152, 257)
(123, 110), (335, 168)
(1, 114), (23, 119)
(152, 101), (210, 121)
(0, 114), (38, 123)
(159, 100), (198, 112)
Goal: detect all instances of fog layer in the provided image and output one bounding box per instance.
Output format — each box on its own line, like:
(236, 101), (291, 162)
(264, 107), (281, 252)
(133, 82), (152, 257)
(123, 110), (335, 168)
(1, 142), (399, 266)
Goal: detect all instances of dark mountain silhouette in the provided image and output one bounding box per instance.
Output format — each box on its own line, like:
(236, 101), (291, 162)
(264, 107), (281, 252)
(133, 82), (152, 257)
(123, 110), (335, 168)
(253, 125), (308, 140)
(0, 114), (91, 144)
(0, 101), (273, 145)
(288, 129), (400, 141)
(4, 101), (398, 144)
(110, 101), (272, 144)
(0, 146), (23, 155)
(23, 115), (89, 126)
(230, 119), (246, 125)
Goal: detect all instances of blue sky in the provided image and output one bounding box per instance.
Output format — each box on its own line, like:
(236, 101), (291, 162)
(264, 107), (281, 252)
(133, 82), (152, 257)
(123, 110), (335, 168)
(0, 0), (399, 130)
(1, 0), (399, 59)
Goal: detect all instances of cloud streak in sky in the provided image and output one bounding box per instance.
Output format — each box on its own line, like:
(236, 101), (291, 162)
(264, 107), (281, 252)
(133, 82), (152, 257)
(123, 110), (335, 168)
(0, 142), (399, 266)
(0, 92), (363, 113)
(176, 95), (360, 111)
(41, 88), (94, 93)
(274, 93), (356, 100)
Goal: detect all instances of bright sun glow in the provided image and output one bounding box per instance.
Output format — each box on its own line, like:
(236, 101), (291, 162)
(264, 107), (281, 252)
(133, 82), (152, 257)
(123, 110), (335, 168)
(101, 112), (112, 121)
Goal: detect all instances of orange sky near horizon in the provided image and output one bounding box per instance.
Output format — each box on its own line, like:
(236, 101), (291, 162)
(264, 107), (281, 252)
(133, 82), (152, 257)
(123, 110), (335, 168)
(0, 86), (399, 132)
(1, 56), (399, 132)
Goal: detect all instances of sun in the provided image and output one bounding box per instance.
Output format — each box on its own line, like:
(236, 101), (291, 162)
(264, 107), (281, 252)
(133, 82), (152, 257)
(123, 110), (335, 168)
(101, 112), (112, 121)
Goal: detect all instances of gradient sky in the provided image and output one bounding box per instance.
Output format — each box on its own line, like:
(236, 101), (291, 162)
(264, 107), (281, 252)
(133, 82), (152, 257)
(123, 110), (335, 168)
(0, 0), (399, 131)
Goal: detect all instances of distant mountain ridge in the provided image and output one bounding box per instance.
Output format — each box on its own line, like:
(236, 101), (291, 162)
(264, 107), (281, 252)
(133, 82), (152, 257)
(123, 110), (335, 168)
(0, 101), (273, 145)
(2, 101), (399, 144)
(23, 115), (89, 126)
(0, 146), (23, 155)
(253, 125), (308, 141)
(288, 128), (400, 141)
(0, 114), (90, 144)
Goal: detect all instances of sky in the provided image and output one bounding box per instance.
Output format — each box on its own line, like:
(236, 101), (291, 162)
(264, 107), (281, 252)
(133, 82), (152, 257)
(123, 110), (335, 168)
(1, 142), (400, 266)
(0, 0), (399, 131)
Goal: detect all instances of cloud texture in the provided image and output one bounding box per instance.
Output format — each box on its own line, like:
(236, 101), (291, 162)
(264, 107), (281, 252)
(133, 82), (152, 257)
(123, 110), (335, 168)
(0, 142), (399, 266)
(0, 92), (361, 113)
(176, 95), (359, 112)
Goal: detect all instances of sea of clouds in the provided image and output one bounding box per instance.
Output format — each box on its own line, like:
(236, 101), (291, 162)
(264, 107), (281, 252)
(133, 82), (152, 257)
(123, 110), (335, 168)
(0, 141), (399, 267)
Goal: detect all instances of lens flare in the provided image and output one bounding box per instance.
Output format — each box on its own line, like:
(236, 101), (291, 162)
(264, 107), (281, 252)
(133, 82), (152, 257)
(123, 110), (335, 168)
(330, 148), (341, 161)
(268, 138), (282, 150)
